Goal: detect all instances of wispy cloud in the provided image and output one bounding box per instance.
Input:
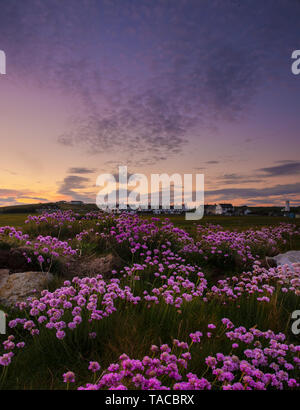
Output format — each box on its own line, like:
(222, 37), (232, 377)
(58, 175), (94, 202)
(205, 182), (300, 200)
(258, 162), (300, 177)
(67, 167), (96, 174)
(217, 173), (263, 185)
(0, 189), (49, 206)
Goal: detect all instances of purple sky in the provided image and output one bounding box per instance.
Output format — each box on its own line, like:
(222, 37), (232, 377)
(0, 0), (299, 206)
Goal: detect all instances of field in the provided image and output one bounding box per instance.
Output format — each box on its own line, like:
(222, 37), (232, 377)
(1, 212), (299, 230)
(0, 213), (32, 228)
(0, 211), (299, 390)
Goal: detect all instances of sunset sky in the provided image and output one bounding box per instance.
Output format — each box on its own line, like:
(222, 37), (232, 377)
(0, 0), (299, 207)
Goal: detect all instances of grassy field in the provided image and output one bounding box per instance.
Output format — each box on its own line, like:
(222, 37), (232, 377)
(1, 212), (299, 255)
(1, 212), (299, 231)
(0, 213), (31, 228)
(146, 214), (300, 231)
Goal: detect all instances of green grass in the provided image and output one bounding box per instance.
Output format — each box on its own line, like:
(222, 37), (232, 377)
(1, 212), (300, 231)
(0, 213), (33, 229)
(144, 214), (300, 231)
(1, 288), (298, 390)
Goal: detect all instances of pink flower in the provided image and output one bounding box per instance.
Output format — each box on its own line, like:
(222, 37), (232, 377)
(88, 361), (101, 373)
(63, 371), (75, 383)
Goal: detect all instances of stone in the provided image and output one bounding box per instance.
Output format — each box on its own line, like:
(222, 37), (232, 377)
(64, 253), (122, 278)
(268, 250), (300, 271)
(79, 253), (122, 278)
(0, 269), (9, 289)
(0, 271), (53, 308)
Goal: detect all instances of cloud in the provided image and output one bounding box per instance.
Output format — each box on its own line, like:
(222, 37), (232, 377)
(246, 198), (300, 206)
(58, 175), (93, 201)
(216, 160), (300, 186)
(0, 189), (21, 196)
(205, 182), (300, 200)
(68, 167), (96, 174)
(0, 169), (18, 176)
(54, 4), (280, 161)
(217, 173), (263, 185)
(0, 197), (16, 203)
(57, 95), (190, 159)
(275, 160), (298, 164)
(258, 162), (300, 177)
(18, 196), (48, 201)
(0, 189), (49, 206)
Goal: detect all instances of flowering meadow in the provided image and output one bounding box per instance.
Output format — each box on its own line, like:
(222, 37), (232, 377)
(0, 211), (299, 390)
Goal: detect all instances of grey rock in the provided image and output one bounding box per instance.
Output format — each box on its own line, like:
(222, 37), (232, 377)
(272, 250), (300, 270)
(0, 271), (53, 308)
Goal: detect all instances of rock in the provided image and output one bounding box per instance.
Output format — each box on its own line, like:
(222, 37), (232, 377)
(65, 253), (122, 278)
(0, 269), (9, 289)
(78, 253), (122, 278)
(271, 250), (300, 271)
(0, 271), (53, 308)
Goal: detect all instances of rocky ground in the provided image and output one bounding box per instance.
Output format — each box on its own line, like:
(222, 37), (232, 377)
(0, 248), (122, 307)
(0, 246), (299, 308)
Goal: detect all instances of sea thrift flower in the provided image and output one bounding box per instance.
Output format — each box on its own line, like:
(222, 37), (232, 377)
(88, 361), (101, 373)
(63, 371), (75, 383)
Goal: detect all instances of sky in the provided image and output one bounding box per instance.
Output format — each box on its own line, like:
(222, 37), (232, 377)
(0, 0), (299, 207)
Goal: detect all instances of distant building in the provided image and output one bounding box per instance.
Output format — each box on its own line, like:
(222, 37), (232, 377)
(152, 204), (186, 215)
(281, 200), (293, 217)
(205, 204), (216, 215)
(219, 204), (234, 215)
(205, 203), (234, 216)
(235, 206), (251, 216)
(100, 203), (187, 215)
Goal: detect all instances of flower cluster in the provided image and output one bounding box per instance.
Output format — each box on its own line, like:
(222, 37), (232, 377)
(76, 320), (300, 390)
(8, 275), (140, 340)
(25, 210), (78, 226)
(0, 225), (78, 268)
(209, 261), (300, 302)
(0, 335), (25, 367)
(182, 223), (300, 268)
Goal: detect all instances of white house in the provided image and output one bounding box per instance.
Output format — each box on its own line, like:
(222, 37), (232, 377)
(206, 203), (234, 216)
